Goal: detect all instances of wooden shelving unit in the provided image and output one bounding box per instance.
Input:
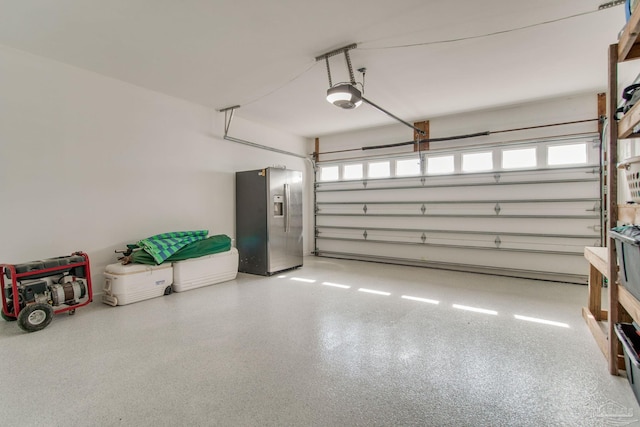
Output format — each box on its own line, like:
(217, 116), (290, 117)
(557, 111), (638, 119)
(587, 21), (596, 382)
(619, 6), (640, 62)
(582, 247), (609, 361)
(584, 8), (640, 375)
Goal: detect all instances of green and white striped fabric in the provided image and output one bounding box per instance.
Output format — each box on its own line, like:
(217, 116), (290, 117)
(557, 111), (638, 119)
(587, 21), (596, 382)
(137, 230), (208, 264)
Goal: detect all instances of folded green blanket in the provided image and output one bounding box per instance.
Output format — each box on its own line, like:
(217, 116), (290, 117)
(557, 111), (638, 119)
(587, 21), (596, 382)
(131, 234), (232, 265)
(137, 230), (208, 264)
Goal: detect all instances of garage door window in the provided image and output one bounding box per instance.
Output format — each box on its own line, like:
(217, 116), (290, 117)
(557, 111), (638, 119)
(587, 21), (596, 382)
(319, 165), (339, 181)
(427, 155), (454, 175)
(369, 161), (391, 178)
(343, 163), (363, 180)
(396, 158), (421, 176)
(547, 143), (587, 166)
(502, 147), (537, 169)
(462, 152), (493, 173)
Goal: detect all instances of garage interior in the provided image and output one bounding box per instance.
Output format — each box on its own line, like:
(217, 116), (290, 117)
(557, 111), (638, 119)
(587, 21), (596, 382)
(2, 1), (640, 425)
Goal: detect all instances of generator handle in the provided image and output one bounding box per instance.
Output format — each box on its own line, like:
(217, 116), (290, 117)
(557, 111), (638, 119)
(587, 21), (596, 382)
(0, 264), (20, 318)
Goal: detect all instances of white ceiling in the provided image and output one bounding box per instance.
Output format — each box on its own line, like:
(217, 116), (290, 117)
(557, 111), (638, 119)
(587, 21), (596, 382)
(0, 0), (627, 137)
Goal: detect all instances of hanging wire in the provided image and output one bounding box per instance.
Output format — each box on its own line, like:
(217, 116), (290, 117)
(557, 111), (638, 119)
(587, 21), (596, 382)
(358, 8), (607, 50)
(239, 60), (318, 107)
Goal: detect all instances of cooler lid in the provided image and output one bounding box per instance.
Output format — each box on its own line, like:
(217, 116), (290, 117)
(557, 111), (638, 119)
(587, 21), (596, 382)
(104, 262), (172, 275)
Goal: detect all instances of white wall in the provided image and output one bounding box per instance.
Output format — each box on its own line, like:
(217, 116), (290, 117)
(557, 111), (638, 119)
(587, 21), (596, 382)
(0, 45), (313, 289)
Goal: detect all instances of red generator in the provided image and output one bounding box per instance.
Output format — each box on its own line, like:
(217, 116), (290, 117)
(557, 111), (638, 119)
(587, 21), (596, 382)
(1, 252), (93, 332)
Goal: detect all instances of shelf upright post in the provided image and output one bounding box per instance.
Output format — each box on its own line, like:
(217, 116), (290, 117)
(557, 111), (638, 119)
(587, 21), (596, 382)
(607, 43), (620, 376)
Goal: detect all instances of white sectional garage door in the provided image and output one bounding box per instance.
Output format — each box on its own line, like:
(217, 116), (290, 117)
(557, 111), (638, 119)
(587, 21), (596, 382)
(314, 136), (601, 283)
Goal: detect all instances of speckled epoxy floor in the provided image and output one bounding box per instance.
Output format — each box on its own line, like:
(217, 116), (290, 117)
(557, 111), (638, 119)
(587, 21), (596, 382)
(0, 256), (638, 426)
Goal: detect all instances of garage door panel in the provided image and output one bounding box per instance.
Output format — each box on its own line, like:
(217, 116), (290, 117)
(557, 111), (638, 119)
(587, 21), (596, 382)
(316, 240), (588, 277)
(314, 137), (600, 282)
(317, 229), (597, 252)
(316, 216), (599, 236)
(317, 200), (599, 216)
(316, 181), (598, 204)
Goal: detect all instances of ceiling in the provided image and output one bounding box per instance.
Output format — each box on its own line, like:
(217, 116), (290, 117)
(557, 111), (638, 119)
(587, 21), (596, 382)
(0, 0), (628, 138)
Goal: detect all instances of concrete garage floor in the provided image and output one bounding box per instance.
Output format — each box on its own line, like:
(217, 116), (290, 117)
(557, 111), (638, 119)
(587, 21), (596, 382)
(0, 256), (638, 426)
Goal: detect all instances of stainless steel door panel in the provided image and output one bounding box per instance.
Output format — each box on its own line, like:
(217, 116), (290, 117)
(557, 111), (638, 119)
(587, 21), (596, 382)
(266, 168), (303, 274)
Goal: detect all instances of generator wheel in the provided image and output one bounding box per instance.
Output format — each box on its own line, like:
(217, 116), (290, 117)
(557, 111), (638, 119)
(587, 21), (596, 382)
(164, 286), (173, 295)
(1, 309), (17, 322)
(17, 304), (53, 332)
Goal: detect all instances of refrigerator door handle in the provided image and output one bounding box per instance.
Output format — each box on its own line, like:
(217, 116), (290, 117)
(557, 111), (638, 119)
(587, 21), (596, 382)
(284, 183), (290, 233)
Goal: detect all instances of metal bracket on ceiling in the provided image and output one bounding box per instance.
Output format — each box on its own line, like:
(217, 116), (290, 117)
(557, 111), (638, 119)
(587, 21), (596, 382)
(598, 0), (625, 9)
(315, 42), (426, 137)
(315, 43), (358, 62)
(316, 43), (358, 87)
(216, 104), (309, 160)
(218, 105), (240, 137)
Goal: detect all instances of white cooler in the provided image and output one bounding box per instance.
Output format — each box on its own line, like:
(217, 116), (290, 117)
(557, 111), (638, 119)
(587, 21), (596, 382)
(172, 248), (238, 292)
(102, 262), (173, 306)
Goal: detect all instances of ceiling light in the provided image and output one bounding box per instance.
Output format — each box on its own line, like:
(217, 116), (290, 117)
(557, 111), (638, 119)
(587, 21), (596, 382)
(316, 44), (426, 136)
(326, 84), (362, 109)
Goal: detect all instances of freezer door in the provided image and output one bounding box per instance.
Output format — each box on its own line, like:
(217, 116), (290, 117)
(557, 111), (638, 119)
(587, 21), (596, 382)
(236, 169), (269, 275)
(267, 168), (303, 273)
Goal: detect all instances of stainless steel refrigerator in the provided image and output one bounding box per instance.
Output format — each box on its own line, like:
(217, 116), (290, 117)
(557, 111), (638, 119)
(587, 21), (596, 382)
(235, 167), (303, 275)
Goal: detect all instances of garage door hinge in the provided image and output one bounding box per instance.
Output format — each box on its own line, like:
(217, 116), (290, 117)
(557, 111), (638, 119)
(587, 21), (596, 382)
(421, 233), (427, 243)
(494, 173), (501, 183)
(420, 177), (426, 186)
(494, 236), (502, 248)
(421, 204), (426, 214)
(363, 230), (368, 240)
(494, 203), (501, 215)
(363, 204), (368, 214)
(363, 181), (368, 188)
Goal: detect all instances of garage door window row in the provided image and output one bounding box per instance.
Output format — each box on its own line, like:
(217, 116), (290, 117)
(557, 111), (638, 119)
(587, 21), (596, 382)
(319, 142), (589, 182)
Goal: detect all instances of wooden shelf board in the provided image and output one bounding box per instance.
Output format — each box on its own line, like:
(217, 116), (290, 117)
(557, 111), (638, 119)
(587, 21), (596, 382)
(618, 100), (640, 139)
(619, 7), (640, 62)
(619, 284), (640, 324)
(584, 246), (608, 278)
(582, 306), (609, 360)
